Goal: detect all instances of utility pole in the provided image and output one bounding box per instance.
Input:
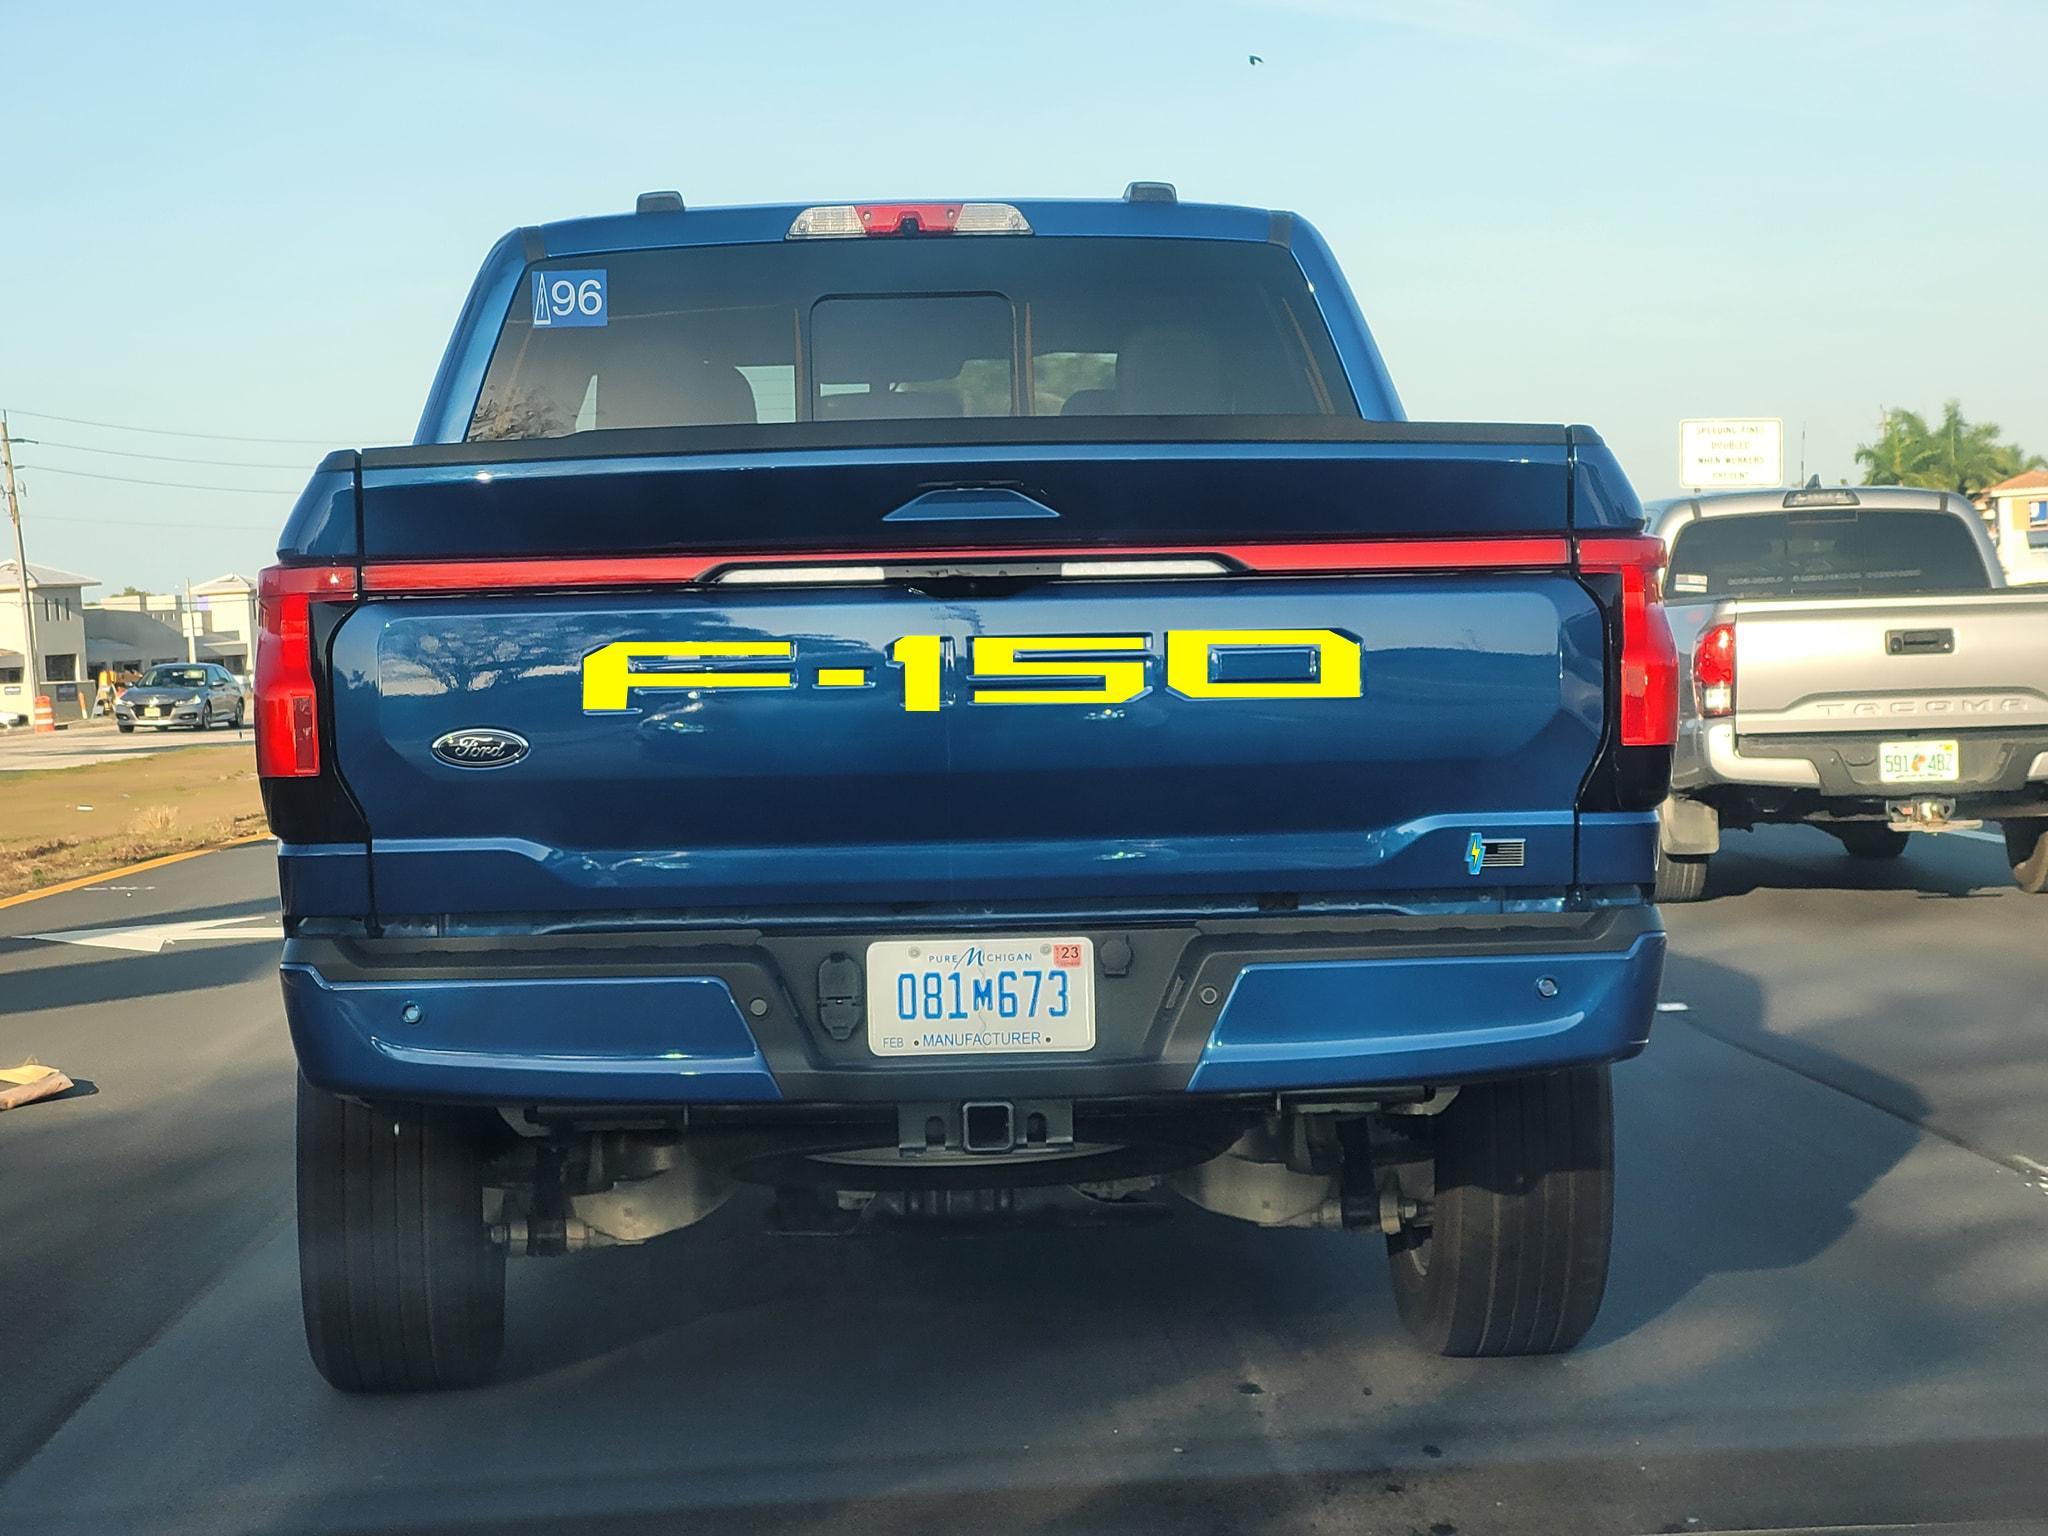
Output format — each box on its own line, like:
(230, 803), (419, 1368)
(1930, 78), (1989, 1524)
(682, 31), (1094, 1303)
(183, 576), (197, 663)
(1, 415), (38, 699)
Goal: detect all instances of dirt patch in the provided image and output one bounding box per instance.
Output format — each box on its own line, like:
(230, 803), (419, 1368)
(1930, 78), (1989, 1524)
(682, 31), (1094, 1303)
(0, 748), (265, 898)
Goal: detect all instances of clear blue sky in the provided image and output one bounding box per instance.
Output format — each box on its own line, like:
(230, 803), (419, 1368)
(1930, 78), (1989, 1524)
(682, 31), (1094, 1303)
(7, 0), (2044, 593)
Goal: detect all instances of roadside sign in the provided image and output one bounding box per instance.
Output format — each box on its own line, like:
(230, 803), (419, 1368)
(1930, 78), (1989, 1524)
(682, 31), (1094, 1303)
(1680, 419), (1784, 490)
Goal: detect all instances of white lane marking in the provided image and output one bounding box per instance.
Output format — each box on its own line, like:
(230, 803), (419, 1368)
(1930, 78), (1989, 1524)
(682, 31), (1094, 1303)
(21, 916), (284, 954)
(1656, 1001), (1690, 1013)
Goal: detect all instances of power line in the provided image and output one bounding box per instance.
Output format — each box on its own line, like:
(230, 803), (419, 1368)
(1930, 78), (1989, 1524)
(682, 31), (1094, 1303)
(2, 407), (353, 446)
(16, 463), (298, 495)
(26, 513), (280, 531)
(32, 438), (310, 470)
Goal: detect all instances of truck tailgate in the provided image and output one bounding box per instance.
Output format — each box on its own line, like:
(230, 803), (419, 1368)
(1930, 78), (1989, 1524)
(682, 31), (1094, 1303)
(1728, 592), (2048, 734)
(330, 574), (1605, 916)
(308, 430), (1627, 920)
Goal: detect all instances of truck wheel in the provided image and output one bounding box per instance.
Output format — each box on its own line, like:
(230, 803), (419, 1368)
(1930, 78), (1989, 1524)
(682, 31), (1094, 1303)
(1836, 824), (1909, 860)
(1654, 851), (1708, 902)
(1386, 1065), (1613, 1356)
(2005, 818), (2048, 894)
(296, 1075), (505, 1392)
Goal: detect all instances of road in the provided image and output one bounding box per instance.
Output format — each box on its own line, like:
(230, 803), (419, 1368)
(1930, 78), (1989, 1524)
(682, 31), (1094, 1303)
(1, 829), (2044, 1535)
(0, 712), (253, 771)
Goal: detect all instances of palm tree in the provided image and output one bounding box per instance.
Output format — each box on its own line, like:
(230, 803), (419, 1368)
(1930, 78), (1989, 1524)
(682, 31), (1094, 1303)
(1856, 401), (2044, 494)
(1854, 407), (1936, 486)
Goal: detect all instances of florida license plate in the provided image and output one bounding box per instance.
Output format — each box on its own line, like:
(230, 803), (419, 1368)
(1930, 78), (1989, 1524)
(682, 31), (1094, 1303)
(866, 936), (1095, 1056)
(1879, 738), (1960, 784)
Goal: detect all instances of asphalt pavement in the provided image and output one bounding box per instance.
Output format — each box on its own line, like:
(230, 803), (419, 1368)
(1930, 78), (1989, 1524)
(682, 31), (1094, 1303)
(2, 829), (2045, 1535)
(0, 712), (252, 770)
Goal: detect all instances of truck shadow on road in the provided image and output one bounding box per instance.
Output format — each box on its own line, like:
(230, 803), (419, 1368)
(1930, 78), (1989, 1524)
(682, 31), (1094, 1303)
(0, 933), (279, 1020)
(1595, 950), (1930, 1345)
(1702, 829), (2008, 901)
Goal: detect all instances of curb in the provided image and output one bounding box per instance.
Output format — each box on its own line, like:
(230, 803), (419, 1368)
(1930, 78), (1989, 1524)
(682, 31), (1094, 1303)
(0, 833), (274, 912)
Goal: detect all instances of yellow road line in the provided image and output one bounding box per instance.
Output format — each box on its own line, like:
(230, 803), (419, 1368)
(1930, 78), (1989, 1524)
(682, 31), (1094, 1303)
(0, 833), (274, 912)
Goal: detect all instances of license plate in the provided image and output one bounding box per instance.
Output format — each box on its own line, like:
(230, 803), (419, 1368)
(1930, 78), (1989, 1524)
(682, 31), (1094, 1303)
(145, 706), (163, 718)
(866, 936), (1095, 1056)
(1880, 738), (1960, 784)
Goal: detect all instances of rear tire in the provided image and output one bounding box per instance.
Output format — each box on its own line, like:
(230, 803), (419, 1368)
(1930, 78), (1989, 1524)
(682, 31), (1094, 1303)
(1385, 1066), (1613, 1357)
(1836, 824), (1909, 860)
(2004, 818), (2048, 894)
(1654, 850), (1709, 902)
(296, 1075), (506, 1392)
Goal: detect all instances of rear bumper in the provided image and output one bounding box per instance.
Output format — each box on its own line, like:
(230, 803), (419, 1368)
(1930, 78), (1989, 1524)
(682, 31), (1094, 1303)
(1675, 718), (2048, 797)
(281, 905), (1665, 1108)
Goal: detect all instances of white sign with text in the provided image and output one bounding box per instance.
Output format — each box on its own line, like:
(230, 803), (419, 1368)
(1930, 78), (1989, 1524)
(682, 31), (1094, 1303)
(1680, 418), (1785, 489)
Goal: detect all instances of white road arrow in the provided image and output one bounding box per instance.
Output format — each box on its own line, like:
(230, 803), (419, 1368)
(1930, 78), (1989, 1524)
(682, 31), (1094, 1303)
(21, 916), (285, 954)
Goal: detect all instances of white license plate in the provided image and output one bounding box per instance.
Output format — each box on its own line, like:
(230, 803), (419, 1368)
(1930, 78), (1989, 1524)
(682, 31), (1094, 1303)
(866, 936), (1095, 1056)
(1880, 738), (1960, 784)
(145, 706), (164, 718)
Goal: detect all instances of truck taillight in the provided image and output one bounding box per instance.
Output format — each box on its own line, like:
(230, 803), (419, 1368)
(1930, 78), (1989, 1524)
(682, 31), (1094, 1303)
(256, 563), (354, 779)
(1581, 537), (1678, 749)
(1693, 622), (1735, 718)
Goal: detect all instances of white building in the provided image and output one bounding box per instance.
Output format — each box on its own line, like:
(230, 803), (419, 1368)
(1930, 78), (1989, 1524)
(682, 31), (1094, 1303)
(1982, 470), (2048, 586)
(0, 560), (96, 723)
(91, 573), (259, 676)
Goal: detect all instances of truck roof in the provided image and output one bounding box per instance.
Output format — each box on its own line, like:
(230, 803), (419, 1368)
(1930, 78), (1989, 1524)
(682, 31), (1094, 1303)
(1647, 484), (1970, 520)
(530, 196), (1290, 259)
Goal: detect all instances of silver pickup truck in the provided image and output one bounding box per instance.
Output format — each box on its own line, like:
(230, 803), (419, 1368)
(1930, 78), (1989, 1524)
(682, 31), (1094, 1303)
(1651, 481), (2048, 899)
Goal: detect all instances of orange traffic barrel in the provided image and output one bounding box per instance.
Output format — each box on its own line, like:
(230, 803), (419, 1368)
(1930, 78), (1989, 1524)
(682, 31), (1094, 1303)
(31, 694), (55, 733)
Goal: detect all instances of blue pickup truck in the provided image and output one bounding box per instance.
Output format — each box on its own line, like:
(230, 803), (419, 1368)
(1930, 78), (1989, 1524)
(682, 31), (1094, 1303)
(259, 186), (1675, 1392)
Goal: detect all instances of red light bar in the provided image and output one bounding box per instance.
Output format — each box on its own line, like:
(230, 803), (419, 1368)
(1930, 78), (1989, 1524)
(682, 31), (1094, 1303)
(360, 537), (1573, 593)
(858, 203), (960, 235)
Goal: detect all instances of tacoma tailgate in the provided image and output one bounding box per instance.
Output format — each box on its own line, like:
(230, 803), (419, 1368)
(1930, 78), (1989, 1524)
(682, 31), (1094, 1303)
(1727, 592), (2048, 734)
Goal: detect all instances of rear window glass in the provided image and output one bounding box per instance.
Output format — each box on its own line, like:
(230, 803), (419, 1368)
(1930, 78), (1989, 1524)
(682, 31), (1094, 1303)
(1667, 510), (1993, 599)
(467, 237), (1351, 441)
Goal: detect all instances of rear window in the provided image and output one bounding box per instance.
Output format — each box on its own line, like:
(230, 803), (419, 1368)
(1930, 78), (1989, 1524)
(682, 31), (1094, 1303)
(139, 666), (210, 688)
(467, 237), (1351, 441)
(1666, 510), (1993, 600)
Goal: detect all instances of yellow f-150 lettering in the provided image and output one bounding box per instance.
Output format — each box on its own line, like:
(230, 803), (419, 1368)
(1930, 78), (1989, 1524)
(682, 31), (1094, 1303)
(968, 636), (1149, 705)
(888, 634), (944, 713)
(585, 631), (1365, 713)
(582, 640), (794, 711)
(1166, 628), (1362, 700)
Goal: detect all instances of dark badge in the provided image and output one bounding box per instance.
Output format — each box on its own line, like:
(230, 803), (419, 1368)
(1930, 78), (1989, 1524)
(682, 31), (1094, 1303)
(430, 728), (529, 769)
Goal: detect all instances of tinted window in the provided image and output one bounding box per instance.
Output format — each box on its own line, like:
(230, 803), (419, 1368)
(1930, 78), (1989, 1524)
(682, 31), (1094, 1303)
(468, 238), (1351, 441)
(1667, 510), (1993, 600)
(139, 666), (210, 688)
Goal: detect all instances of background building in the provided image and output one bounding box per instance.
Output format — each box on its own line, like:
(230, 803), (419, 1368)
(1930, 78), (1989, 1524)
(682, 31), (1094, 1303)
(90, 574), (258, 676)
(1982, 470), (2048, 585)
(0, 560), (95, 723)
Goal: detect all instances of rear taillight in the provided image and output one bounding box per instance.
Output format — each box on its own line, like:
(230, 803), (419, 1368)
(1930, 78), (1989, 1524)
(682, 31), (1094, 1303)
(1581, 536), (1678, 748)
(1693, 622), (1735, 718)
(256, 563), (354, 778)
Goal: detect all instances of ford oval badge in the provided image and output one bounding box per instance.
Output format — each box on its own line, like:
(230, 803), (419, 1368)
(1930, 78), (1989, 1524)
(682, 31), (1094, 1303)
(430, 728), (529, 769)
